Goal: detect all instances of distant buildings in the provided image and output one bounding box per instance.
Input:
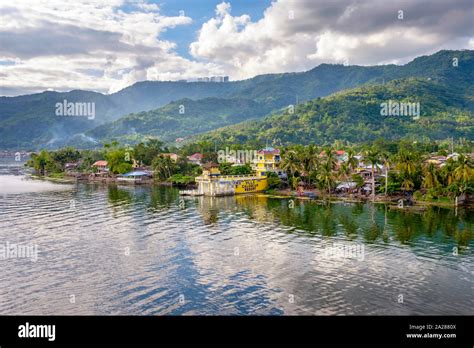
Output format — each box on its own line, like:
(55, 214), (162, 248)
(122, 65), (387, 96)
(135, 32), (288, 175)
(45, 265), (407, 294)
(190, 76), (229, 83)
(425, 152), (459, 168)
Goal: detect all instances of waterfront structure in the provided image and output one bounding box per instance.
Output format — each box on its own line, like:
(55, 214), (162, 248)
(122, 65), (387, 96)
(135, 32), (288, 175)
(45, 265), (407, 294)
(193, 163), (268, 196)
(117, 171), (152, 184)
(253, 147), (286, 179)
(92, 160), (108, 173)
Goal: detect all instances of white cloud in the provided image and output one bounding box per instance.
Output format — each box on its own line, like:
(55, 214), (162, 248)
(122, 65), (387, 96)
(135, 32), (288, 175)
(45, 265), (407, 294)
(0, 0), (223, 95)
(1, 0), (473, 96)
(190, 0), (474, 79)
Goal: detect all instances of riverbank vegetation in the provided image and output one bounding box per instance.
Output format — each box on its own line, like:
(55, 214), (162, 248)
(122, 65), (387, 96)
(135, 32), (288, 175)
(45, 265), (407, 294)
(277, 139), (473, 205)
(25, 137), (473, 205)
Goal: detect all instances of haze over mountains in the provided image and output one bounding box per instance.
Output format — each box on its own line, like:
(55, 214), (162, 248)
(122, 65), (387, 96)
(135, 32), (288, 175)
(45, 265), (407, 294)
(0, 49), (472, 150)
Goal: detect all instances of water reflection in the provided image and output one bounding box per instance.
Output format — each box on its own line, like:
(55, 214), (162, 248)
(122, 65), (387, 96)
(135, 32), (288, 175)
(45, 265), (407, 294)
(186, 192), (472, 253)
(0, 180), (472, 315)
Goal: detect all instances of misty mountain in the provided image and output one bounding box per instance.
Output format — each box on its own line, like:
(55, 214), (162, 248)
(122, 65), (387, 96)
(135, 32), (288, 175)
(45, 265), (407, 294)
(88, 97), (270, 144)
(0, 49), (472, 149)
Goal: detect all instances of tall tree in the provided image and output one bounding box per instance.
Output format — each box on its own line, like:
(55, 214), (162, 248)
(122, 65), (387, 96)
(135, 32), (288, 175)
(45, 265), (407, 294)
(422, 162), (440, 189)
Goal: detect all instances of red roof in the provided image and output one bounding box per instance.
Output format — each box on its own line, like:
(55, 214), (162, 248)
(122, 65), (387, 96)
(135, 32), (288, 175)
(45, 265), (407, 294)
(93, 160), (108, 167)
(187, 153), (203, 160)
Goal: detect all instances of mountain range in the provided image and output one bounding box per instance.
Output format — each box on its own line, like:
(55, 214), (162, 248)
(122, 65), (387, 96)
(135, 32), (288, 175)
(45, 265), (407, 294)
(0, 49), (472, 150)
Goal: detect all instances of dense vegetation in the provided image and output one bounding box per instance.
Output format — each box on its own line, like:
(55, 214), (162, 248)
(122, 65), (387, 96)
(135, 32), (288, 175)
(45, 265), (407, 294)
(276, 140), (473, 202)
(199, 77), (473, 146)
(2, 50), (472, 149)
(26, 139), (204, 184)
(26, 137), (473, 204)
(88, 97), (270, 143)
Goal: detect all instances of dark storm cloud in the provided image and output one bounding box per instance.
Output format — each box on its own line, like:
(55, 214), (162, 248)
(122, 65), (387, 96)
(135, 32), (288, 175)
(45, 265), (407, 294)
(0, 21), (166, 59)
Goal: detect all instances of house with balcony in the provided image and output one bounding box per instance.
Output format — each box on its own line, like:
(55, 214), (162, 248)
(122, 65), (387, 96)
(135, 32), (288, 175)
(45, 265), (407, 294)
(253, 147), (287, 179)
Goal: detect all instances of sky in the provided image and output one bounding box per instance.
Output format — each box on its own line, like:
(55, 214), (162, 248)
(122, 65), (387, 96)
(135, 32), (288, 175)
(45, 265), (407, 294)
(0, 0), (473, 96)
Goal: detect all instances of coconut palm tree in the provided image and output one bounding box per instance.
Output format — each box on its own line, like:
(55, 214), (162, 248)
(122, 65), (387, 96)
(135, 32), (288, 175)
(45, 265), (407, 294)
(316, 165), (335, 197)
(322, 147), (337, 171)
(346, 149), (359, 173)
(300, 144), (319, 187)
(152, 155), (175, 180)
(338, 162), (351, 187)
(422, 162), (440, 189)
(281, 150), (301, 178)
(453, 154), (473, 184)
(441, 158), (456, 187)
(395, 149), (418, 194)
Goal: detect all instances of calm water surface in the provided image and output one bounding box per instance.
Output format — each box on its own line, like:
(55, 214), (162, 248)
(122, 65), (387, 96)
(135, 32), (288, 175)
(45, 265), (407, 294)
(0, 162), (472, 315)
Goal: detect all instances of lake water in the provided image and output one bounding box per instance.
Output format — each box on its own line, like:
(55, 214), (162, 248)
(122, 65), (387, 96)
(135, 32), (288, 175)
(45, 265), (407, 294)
(0, 161), (472, 315)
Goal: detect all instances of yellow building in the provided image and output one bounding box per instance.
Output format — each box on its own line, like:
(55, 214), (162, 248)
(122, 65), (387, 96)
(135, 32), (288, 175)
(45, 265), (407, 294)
(194, 163), (267, 196)
(254, 147), (286, 178)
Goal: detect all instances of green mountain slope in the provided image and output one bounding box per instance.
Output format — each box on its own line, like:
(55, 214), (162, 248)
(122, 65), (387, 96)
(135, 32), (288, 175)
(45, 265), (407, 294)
(88, 97), (269, 143)
(198, 77), (473, 146)
(0, 49), (472, 149)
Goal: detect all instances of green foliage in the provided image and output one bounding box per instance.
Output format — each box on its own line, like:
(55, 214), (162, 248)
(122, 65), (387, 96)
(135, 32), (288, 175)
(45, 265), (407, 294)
(105, 148), (133, 174)
(167, 174), (195, 185)
(2, 50), (472, 149)
(200, 74), (473, 146)
(266, 172), (282, 189)
(133, 138), (165, 165)
(152, 155), (176, 180)
(27, 150), (58, 175)
(219, 163), (253, 175)
(351, 174), (365, 188)
(89, 97), (270, 144)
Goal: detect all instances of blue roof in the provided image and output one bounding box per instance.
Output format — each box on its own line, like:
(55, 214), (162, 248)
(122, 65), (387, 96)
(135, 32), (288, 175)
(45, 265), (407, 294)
(121, 171), (150, 177)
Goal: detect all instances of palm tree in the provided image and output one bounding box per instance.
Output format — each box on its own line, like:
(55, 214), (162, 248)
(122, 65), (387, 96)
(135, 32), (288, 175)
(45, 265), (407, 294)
(338, 162), (350, 187)
(346, 149), (359, 173)
(345, 149), (359, 194)
(322, 147), (337, 171)
(395, 149), (418, 195)
(422, 162), (440, 189)
(316, 165), (335, 197)
(281, 150), (301, 178)
(395, 149), (417, 177)
(300, 144), (319, 187)
(441, 158), (456, 187)
(152, 155), (175, 180)
(380, 152), (391, 196)
(364, 148), (380, 201)
(453, 154), (473, 184)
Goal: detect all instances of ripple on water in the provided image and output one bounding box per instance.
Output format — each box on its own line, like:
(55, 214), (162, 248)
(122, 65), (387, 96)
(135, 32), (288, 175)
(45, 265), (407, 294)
(0, 178), (472, 315)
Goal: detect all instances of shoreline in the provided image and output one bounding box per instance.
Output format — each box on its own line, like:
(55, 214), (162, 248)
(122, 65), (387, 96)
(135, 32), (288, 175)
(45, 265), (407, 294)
(31, 174), (472, 210)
